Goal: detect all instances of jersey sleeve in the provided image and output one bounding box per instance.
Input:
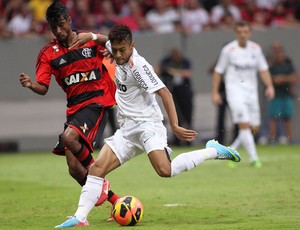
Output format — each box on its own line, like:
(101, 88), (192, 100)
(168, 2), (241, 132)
(35, 50), (53, 87)
(131, 56), (165, 93)
(256, 46), (269, 71)
(214, 47), (229, 74)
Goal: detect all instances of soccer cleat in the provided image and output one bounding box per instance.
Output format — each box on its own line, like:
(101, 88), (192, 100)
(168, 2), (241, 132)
(54, 216), (89, 228)
(106, 216), (115, 222)
(251, 160), (262, 168)
(206, 139), (241, 162)
(95, 179), (110, 206)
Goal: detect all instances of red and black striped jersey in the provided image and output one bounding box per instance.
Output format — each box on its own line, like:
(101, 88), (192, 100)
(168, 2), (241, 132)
(35, 34), (116, 116)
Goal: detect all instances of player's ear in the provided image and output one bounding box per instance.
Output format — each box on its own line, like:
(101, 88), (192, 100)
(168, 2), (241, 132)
(67, 15), (72, 24)
(131, 41), (135, 48)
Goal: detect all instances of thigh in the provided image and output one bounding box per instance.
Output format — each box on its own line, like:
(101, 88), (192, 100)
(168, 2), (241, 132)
(140, 121), (170, 154)
(227, 96), (249, 124)
(105, 128), (143, 165)
(248, 100), (260, 127)
(68, 104), (108, 151)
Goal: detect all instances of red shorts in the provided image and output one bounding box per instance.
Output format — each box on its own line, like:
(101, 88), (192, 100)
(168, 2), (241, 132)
(52, 104), (109, 155)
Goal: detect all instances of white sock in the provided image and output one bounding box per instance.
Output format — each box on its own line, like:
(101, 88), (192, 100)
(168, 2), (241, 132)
(74, 175), (104, 221)
(239, 128), (258, 162)
(230, 134), (241, 150)
(171, 148), (217, 177)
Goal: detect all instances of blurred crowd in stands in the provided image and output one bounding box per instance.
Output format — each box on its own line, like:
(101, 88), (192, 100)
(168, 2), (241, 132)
(1, 0), (300, 38)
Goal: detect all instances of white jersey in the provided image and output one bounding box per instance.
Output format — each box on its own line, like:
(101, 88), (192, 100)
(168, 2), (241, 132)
(115, 48), (165, 125)
(215, 40), (268, 97)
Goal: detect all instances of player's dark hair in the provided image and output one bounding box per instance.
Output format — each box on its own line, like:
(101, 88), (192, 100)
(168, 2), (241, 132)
(234, 21), (251, 30)
(109, 25), (132, 45)
(46, 1), (69, 24)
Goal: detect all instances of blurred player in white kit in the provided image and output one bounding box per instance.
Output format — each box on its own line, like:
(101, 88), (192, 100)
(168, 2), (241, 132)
(212, 21), (274, 168)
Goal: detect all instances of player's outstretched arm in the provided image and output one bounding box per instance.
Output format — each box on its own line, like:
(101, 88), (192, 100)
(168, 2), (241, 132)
(156, 87), (197, 142)
(19, 73), (48, 95)
(69, 32), (108, 49)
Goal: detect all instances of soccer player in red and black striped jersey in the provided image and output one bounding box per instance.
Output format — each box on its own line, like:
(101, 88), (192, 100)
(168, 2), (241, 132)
(19, 1), (119, 221)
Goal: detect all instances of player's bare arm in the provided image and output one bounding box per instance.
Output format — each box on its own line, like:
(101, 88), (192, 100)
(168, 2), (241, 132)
(69, 33), (114, 63)
(211, 71), (223, 105)
(156, 87), (197, 142)
(69, 32), (108, 49)
(259, 70), (275, 100)
(19, 73), (48, 95)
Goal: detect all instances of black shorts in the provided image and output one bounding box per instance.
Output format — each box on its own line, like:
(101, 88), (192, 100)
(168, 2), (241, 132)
(52, 104), (109, 155)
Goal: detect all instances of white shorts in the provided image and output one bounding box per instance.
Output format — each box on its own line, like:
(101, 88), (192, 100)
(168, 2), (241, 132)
(104, 120), (172, 165)
(227, 93), (261, 126)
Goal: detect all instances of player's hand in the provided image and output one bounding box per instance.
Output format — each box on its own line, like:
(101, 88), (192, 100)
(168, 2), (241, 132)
(265, 85), (275, 100)
(19, 73), (32, 88)
(172, 125), (197, 142)
(69, 33), (92, 49)
(212, 92), (223, 105)
(100, 49), (114, 64)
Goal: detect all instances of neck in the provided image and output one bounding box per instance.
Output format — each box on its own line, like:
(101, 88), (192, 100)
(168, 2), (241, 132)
(60, 31), (77, 47)
(238, 41), (247, 48)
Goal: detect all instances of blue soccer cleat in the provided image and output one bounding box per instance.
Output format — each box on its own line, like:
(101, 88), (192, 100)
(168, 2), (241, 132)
(206, 140), (241, 162)
(54, 216), (89, 228)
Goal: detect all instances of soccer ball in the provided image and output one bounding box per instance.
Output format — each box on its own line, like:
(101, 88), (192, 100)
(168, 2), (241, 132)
(111, 195), (144, 226)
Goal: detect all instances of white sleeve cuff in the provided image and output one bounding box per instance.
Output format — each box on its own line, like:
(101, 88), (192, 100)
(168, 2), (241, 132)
(105, 40), (112, 53)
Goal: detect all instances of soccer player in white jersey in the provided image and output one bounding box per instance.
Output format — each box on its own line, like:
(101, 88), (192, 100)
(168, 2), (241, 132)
(212, 21), (274, 168)
(55, 25), (241, 228)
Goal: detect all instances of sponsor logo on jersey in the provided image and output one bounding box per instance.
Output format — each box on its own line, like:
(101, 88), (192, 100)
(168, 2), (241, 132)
(233, 64), (255, 71)
(116, 79), (127, 92)
(62, 69), (101, 88)
(143, 65), (158, 85)
(133, 69), (148, 90)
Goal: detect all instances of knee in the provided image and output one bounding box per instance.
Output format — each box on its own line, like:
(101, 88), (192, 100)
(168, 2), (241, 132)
(89, 161), (107, 178)
(155, 165), (171, 178)
(61, 130), (77, 148)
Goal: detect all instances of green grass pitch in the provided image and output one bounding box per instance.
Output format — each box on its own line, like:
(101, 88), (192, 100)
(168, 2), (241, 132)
(0, 144), (300, 230)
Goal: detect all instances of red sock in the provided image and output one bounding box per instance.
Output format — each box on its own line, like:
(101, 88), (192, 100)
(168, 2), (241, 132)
(74, 144), (94, 167)
(108, 190), (119, 205)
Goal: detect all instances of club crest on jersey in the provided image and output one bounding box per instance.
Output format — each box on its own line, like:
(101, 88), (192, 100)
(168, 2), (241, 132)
(129, 58), (134, 68)
(53, 45), (59, 52)
(63, 69), (101, 88)
(82, 48), (92, 58)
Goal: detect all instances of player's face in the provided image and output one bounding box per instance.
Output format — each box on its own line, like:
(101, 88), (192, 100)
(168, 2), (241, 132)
(111, 40), (134, 65)
(235, 25), (251, 47)
(49, 16), (72, 44)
